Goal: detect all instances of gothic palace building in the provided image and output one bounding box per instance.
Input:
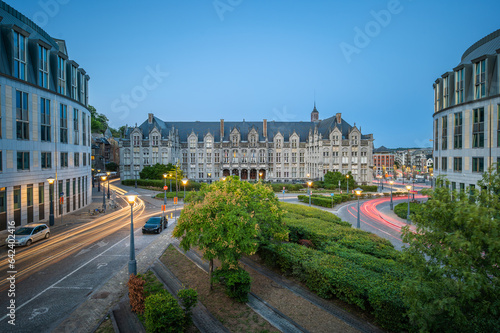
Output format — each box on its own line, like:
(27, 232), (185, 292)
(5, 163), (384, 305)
(119, 107), (374, 184)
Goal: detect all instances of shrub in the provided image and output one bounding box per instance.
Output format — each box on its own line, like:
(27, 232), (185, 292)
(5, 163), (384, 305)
(394, 201), (424, 219)
(212, 266), (252, 303)
(122, 179), (201, 191)
(144, 290), (185, 333)
(359, 185), (378, 192)
(128, 274), (145, 314)
(177, 288), (198, 324)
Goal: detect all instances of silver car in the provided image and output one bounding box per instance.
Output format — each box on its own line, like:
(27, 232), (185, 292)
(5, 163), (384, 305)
(8, 223), (50, 246)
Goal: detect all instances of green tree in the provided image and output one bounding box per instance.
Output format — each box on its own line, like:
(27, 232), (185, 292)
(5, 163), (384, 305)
(173, 176), (288, 290)
(401, 170), (500, 332)
(323, 171), (355, 190)
(106, 162), (118, 172)
(89, 105), (109, 134)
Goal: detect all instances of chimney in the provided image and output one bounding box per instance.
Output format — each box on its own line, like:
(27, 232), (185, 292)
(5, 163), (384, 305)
(148, 113), (154, 124)
(263, 119), (267, 138)
(336, 113), (341, 124)
(220, 119), (224, 140)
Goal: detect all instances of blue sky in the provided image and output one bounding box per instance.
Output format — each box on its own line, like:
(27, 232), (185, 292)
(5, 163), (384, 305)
(9, 0), (500, 147)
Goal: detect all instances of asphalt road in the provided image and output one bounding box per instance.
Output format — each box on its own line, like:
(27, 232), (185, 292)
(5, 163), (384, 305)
(0, 184), (180, 332)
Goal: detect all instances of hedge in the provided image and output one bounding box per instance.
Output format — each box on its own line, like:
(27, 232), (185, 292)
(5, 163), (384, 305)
(122, 179), (201, 191)
(394, 201), (425, 219)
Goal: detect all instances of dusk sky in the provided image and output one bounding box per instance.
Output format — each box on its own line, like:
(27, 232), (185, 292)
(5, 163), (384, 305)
(9, 0), (500, 148)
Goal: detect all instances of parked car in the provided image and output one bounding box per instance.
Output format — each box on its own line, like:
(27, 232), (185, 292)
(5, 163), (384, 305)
(142, 217), (165, 234)
(7, 223), (50, 246)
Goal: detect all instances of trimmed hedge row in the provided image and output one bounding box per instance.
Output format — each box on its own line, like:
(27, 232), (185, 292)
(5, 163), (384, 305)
(259, 243), (408, 331)
(394, 201), (425, 219)
(122, 179), (201, 191)
(297, 194), (352, 207)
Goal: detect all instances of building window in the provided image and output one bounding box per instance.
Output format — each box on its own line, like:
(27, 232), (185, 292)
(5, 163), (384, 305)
(83, 152), (87, 166)
(276, 138), (282, 149)
(299, 152), (304, 163)
(74, 109), (79, 145)
(14, 31), (26, 80)
(40, 98), (51, 142)
(441, 115), (447, 150)
(453, 112), (462, 149)
(472, 157), (484, 173)
(82, 113), (86, 146)
(16, 90), (29, 140)
(152, 135), (159, 146)
(206, 137), (213, 148)
(474, 59), (486, 99)
(291, 152), (297, 163)
(215, 152), (220, 163)
(0, 151), (2, 172)
(182, 152), (188, 163)
(291, 139), (297, 148)
(498, 105), (500, 147)
(276, 152), (281, 163)
(17, 151), (29, 170)
(268, 150), (273, 163)
(190, 152), (195, 163)
(13, 186), (21, 211)
(71, 66), (78, 99)
(453, 157), (462, 172)
(259, 150), (265, 163)
(472, 108), (484, 148)
(80, 73), (85, 103)
(74, 152), (80, 167)
(443, 76), (450, 108)
(434, 118), (439, 151)
(60, 152), (68, 168)
(41, 152), (52, 169)
(58, 56), (66, 94)
(455, 68), (464, 104)
(284, 152), (289, 163)
(38, 45), (49, 88)
(189, 137), (197, 148)
(133, 135), (140, 146)
(441, 157), (447, 171)
(434, 82), (440, 112)
(60, 104), (68, 143)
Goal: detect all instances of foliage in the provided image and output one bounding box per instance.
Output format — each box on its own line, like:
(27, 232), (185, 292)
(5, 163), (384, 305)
(401, 172), (500, 332)
(128, 274), (146, 314)
(177, 288), (198, 325)
(105, 162), (118, 172)
(140, 270), (165, 298)
(394, 201), (424, 219)
(144, 290), (185, 333)
(173, 176), (288, 292)
(89, 105), (109, 134)
(323, 171), (356, 189)
(269, 183), (306, 192)
(212, 265), (252, 303)
(122, 178), (200, 192)
(359, 185), (378, 192)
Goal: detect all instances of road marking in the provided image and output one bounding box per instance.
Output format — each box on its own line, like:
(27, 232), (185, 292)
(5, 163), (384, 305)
(29, 307), (48, 320)
(50, 286), (93, 290)
(97, 263), (108, 269)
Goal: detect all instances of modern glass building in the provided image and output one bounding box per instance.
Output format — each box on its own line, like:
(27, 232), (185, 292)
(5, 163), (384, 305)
(433, 29), (500, 190)
(0, 1), (92, 231)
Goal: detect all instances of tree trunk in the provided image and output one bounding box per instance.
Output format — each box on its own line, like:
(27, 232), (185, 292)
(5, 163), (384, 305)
(209, 259), (214, 290)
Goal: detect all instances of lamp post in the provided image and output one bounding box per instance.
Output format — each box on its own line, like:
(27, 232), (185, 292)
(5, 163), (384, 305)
(307, 180), (313, 207)
(47, 177), (55, 226)
(134, 168), (138, 189)
(430, 173), (433, 188)
(406, 184), (412, 223)
(207, 172), (211, 184)
(163, 173), (168, 221)
(106, 171), (111, 200)
(182, 178), (188, 200)
(355, 188), (363, 229)
(97, 169), (101, 192)
(91, 169), (95, 188)
(101, 175), (107, 211)
(389, 180), (394, 210)
(259, 172), (263, 182)
(346, 174), (350, 195)
(125, 191), (138, 276)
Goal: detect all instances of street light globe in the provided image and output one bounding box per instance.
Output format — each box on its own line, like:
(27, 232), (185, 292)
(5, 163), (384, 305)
(106, 171), (111, 176)
(182, 178), (188, 185)
(101, 175), (107, 182)
(124, 191), (138, 205)
(163, 173), (168, 179)
(406, 185), (412, 191)
(222, 177), (226, 181)
(47, 176), (55, 184)
(207, 172), (211, 177)
(97, 169), (101, 173)
(354, 188), (363, 196)
(307, 181), (313, 187)
(389, 180), (394, 185)
(346, 174), (350, 179)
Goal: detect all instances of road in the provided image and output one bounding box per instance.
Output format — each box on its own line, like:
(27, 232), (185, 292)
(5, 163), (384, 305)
(0, 183), (180, 332)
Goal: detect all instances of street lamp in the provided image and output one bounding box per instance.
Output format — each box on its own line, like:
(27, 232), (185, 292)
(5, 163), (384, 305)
(307, 180), (313, 207)
(182, 178), (188, 200)
(47, 177), (55, 226)
(124, 191), (138, 276)
(259, 172), (263, 182)
(222, 176), (226, 181)
(389, 180), (394, 210)
(430, 173), (434, 188)
(355, 188), (363, 229)
(207, 172), (212, 184)
(97, 169), (101, 192)
(406, 184), (412, 223)
(106, 171), (111, 199)
(91, 168), (95, 188)
(134, 168), (138, 189)
(101, 175), (107, 211)
(163, 173), (168, 221)
(346, 174), (350, 195)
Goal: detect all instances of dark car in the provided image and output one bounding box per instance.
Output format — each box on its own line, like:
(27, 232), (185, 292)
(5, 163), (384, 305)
(142, 217), (164, 234)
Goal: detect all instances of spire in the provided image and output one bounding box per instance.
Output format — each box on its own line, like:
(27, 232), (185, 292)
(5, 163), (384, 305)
(311, 101), (319, 122)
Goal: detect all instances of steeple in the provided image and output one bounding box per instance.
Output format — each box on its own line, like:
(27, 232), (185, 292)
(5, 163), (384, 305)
(311, 102), (319, 122)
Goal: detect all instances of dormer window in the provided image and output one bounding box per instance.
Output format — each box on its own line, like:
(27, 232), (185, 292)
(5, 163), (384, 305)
(332, 135), (339, 145)
(152, 135), (159, 146)
(249, 135), (257, 146)
(291, 138), (297, 148)
(58, 56), (66, 95)
(38, 45), (49, 88)
(71, 66), (78, 99)
(443, 76), (450, 108)
(276, 138), (282, 149)
(351, 135), (358, 145)
(455, 68), (464, 104)
(206, 137), (212, 148)
(133, 134), (141, 146)
(14, 31), (27, 80)
(189, 136), (197, 148)
(474, 59), (486, 99)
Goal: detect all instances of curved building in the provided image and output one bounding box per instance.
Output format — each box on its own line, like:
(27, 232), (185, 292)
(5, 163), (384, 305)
(433, 29), (500, 190)
(0, 1), (91, 231)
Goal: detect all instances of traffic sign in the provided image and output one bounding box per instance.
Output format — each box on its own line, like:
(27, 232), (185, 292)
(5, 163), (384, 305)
(163, 186), (168, 190)
(282, 190), (285, 194)
(174, 197), (178, 205)
(283, 186), (285, 190)
(60, 192), (64, 197)
(331, 193), (334, 196)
